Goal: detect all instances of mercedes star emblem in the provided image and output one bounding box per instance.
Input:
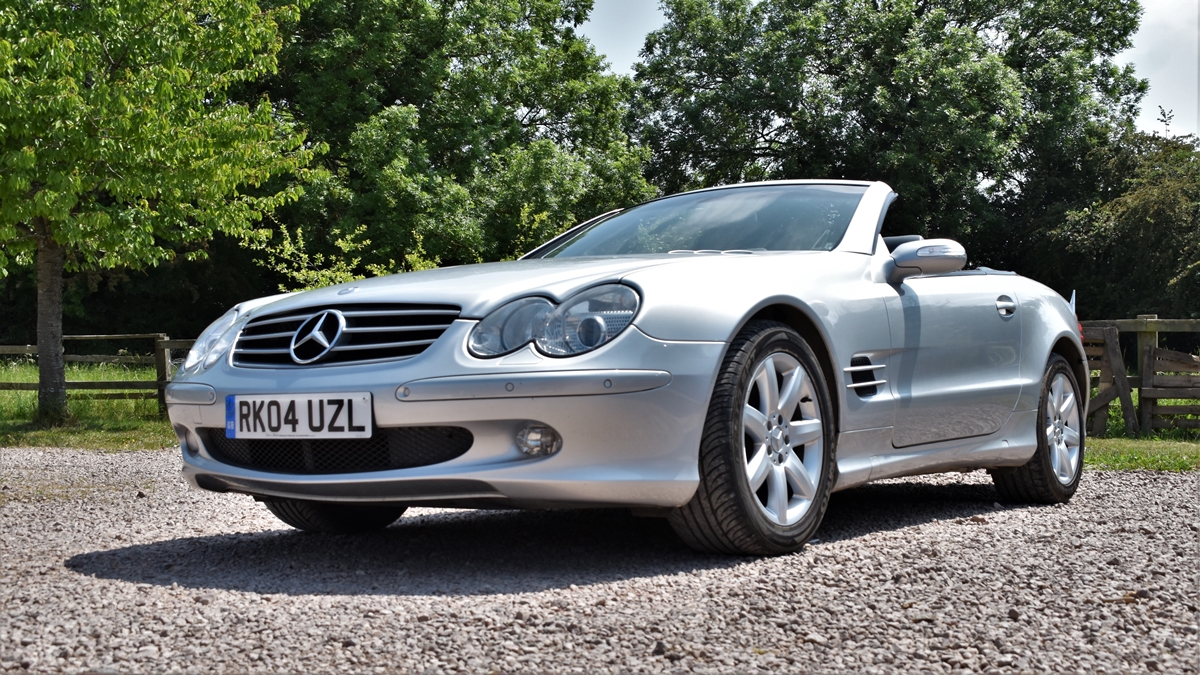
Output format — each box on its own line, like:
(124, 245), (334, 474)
(289, 309), (346, 364)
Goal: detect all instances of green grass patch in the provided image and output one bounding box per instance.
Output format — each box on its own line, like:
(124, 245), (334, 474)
(1085, 437), (1200, 471)
(0, 358), (175, 451)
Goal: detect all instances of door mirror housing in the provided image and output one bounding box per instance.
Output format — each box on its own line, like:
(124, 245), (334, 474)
(886, 238), (967, 283)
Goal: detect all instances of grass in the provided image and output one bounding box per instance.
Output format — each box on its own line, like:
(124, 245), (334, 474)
(1083, 375), (1200, 470)
(1085, 437), (1200, 471)
(0, 358), (175, 451)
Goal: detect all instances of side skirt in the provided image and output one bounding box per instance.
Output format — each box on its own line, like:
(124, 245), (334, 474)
(832, 409), (1039, 491)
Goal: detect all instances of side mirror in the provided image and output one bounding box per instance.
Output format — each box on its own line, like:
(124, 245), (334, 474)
(886, 238), (967, 284)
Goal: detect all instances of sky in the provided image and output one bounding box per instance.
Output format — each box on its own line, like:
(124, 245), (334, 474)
(580, 0), (1200, 137)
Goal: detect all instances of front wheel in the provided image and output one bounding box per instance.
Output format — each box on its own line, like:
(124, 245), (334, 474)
(669, 321), (835, 555)
(991, 353), (1085, 503)
(263, 499), (407, 534)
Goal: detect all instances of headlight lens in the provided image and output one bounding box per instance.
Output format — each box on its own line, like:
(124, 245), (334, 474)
(468, 284), (640, 358)
(202, 321), (243, 370)
(536, 284), (640, 356)
(183, 309), (240, 372)
(468, 297), (554, 357)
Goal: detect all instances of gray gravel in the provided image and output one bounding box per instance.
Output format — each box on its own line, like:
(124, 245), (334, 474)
(1, 447), (1197, 674)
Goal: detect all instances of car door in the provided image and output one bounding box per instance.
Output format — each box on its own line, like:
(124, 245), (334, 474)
(883, 271), (1023, 447)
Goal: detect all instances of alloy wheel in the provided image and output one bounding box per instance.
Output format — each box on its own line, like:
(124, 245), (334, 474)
(1045, 372), (1082, 485)
(741, 352), (824, 526)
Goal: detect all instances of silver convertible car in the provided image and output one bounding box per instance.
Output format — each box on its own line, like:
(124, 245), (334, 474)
(167, 180), (1087, 555)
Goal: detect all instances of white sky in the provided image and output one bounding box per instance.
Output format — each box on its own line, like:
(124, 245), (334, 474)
(580, 0), (1200, 137)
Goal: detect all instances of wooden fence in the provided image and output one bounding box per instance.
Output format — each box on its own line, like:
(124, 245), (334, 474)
(3, 318), (1196, 430)
(1082, 326), (1138, 436)
(1081, 315), (1200, 436)
(1142, 346), (1200, 431)
(0, 334), (195, 412)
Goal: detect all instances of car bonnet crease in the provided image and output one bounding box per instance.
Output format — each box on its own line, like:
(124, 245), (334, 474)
(241, 256), (693, 320)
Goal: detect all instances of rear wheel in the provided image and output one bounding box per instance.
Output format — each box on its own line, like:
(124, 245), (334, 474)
(669, 321), (835, 555)
(991, 354), (1084, 503)
(263, 499), (406, 533)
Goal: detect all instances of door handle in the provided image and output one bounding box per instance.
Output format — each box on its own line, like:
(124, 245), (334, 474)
(996, 296), (1016, 317)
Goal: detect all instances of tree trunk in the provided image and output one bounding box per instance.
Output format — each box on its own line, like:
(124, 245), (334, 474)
(34, 218), (67, 425)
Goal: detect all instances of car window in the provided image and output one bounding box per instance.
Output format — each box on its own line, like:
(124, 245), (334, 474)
(541, 185), (868, 258)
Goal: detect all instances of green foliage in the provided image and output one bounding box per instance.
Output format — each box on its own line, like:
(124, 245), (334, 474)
(0, 234), (289, 344)
(629, 0), (1144, 243)
(0, 0), (317, 273)
(1058, 132), (1200, 319)
(241, 0), (655, 289)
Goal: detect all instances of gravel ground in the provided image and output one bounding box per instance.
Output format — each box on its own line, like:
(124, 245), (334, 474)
(0, 447), (1197, 675)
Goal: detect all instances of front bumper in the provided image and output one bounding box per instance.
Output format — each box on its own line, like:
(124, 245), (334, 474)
(167, 323), (724, 508)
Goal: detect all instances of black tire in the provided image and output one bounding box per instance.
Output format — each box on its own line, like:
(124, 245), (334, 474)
(263, 499), (407, 534)
(669, 320), (836, 555)
(990, 354), (1085, 503)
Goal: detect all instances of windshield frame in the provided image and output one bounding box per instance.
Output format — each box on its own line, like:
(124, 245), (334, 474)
(522, 180), (885, 260)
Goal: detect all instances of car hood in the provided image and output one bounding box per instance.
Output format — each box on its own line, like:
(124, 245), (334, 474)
(244, 256), (699, 319)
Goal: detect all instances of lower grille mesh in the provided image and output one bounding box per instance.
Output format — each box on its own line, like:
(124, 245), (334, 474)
(201, 427), (473, 475)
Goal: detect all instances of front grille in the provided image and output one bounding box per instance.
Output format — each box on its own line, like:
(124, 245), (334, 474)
(201, 427), (474, 474)
(233, 303), (460, 368)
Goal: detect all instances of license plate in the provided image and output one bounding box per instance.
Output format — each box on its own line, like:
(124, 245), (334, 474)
(225, 393), (372, 439)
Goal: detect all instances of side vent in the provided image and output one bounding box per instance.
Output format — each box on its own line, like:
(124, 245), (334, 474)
(844, 356), (886, 397)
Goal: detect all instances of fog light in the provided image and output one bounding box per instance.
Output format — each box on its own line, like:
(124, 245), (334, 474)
(174, 424), (200, 457)
(516, 424), (562, 457)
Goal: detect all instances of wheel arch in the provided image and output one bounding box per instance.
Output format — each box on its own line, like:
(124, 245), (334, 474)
(1050, 333), (1090, 412)
(741, 302), (841, 434)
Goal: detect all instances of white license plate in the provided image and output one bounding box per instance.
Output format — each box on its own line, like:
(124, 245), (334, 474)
(225, 393), (372, 439)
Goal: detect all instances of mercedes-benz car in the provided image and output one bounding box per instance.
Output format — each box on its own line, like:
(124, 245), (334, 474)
(166, 180), (1087, 555)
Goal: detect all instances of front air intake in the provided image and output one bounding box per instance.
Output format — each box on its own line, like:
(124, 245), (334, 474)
(232, 303), (460, 368)
(201, 427), (473, 474)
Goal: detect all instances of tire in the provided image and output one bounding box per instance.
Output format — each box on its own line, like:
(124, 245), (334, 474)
(990, 354), (1085, 503)
(263, 499), (407, 534)
(669, 320), (836, 555)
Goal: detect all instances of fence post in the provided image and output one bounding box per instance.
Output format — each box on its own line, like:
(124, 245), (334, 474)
(1103, 326), (1140, 436)
(154, 334), (170, 415)
(1091, 331), (1111, 437)
(1136, 315), (1157, 435)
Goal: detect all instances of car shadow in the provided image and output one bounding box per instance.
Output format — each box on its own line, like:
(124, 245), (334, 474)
(819, 477), (1002, 543)
(65, 478), (1002, 596)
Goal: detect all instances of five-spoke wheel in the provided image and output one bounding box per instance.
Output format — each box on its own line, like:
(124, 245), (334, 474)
(992, 353), (1085, 503)
(1045, 371), (1082, 485)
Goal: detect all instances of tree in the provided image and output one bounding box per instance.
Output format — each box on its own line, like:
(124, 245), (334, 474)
(0, 0), (317, 423)
(629, 0), (1144, 248)
(239, 0), (655, 288)
(1058, 132), (1200, 320)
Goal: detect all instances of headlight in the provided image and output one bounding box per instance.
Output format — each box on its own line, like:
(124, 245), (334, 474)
(467, 297), (554, 357)
(183, 309), (241, 372)
(203, 321), (243, 369)
(468, 284), (640, 358)
(536, 284), (639, 356)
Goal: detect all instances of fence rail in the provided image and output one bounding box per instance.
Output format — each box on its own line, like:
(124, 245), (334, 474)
(1080, 315), (1200, 436)
(0, 333), (195, 413)
(2, 318), (1196, 431)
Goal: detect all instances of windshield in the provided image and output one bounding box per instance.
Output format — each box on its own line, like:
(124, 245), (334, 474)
(541, 184), (868, 258)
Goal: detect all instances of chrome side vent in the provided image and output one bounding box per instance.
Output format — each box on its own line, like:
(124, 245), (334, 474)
(233, 303), (460, 368)
(844, 356), (886, 397)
